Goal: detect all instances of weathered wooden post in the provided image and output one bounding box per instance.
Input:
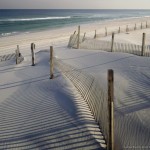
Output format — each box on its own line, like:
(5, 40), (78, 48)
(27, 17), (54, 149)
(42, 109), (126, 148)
(105, 27), (107, 36)
(111, 33), (115, 52)
(94, 30), (97, 39)
(68, 31), (76, 47)
(82, 32), (86, 42)
(77, 25), (80, 49)
(50, 46), (54, 79)
(15, 45), (19, 64)
(118, 27), (120, 33)
(141, 22), (143, 29)
(108, 69), (114, 150)
(31, 43), (35, 66)
(134, 24), (137, 30)
(141, 33), (146, 56)
(126, 25), (128, 32)
(146, 21), (148, 28)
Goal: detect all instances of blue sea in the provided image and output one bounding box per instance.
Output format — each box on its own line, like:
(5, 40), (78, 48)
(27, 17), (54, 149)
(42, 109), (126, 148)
(0, 9), (150, 37)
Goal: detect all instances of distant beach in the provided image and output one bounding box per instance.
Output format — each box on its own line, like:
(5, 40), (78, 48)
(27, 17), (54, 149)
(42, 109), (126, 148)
(0, 12), (150, 57)
(1, 9), (150, 37)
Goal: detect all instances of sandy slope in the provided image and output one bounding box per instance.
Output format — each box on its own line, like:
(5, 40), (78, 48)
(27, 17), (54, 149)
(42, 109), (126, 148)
(54, 44), (150, 149)
(0, 51), (106, 149)
(0, 17), (150, 149)
(99, 28), (150, 45)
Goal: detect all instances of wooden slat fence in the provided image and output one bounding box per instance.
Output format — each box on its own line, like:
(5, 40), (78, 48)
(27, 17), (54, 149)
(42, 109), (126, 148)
(55, 58), (110, 149)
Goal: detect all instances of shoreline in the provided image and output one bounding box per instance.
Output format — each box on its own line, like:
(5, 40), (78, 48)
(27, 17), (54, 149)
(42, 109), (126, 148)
(0, 13), (150, 149)
(1, 16), (150, 38)
(0, 16), (150, 55)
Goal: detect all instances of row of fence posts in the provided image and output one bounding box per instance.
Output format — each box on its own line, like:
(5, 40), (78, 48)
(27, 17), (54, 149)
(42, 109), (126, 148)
(104, 21), (148, 36)
(76, 21), (148, 50)
(15, 43), (54, 79)
(110, 32), (146, 56)
(49, 46), (115, 150)
(16, 44), (35, 65)
(15, 43), (115, 149)
(48, 45), (115, 150)
(76, 26), (146, 56)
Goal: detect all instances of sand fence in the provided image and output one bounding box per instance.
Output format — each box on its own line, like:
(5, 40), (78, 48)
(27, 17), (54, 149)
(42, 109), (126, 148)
(55, 57), (112, 149)
(0, 45), (24, 63)
(53, 54), (150, 150)
(68, 22), (150, 57)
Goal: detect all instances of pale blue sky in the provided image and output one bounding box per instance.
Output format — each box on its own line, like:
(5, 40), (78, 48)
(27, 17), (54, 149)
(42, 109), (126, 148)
(0, 0), (150, 9)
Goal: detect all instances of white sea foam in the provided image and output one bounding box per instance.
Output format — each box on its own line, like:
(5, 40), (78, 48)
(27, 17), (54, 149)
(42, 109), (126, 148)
(1, 32), (18, 37)
(0, 16), (71, 22)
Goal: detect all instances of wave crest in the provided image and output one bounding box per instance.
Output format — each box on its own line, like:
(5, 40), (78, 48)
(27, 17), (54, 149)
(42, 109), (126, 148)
(0, 16), (71, 22)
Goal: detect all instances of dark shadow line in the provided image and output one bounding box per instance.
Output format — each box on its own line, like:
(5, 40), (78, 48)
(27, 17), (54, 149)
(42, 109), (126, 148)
(60, 52), (101, 60)
(0, 64), (31, 72)
(0, 77), (49, 90)
(0, 73), (49, 87)
(0, 122), (98, 144)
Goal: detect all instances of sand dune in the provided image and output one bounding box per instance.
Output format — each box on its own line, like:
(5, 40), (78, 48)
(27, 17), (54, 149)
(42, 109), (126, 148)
(0, 17), (150, 149)
(0, 51), (106, 149)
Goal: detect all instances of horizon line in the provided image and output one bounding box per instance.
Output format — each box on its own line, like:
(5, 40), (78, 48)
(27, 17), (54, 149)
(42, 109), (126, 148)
(0, 8), (150, 10)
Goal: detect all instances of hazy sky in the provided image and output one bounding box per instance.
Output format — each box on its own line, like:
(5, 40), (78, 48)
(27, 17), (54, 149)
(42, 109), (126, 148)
(0, 0), (150, 9)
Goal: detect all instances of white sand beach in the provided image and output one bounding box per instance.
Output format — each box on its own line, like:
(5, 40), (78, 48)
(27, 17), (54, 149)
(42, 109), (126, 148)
(0, 17), (150, 149)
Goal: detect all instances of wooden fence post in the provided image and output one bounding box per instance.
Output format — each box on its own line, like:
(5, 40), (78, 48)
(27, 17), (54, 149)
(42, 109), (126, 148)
(134, 24), (136, 30)
(82, 32), (86, 42)
(15, 45), (19, 64)
(111, 33), (115, 52)
(77, 25), (80, 49)
(105, 27), (107, 36)
(50, 46), (54, 79)
(141, 33), (146, 56)
(146, 21), (148, 28)
(31, 43), (35, 66)
(69, 31), (76, 47)
(118, 27), (120, 33)
(141, 22), (142, 29)
(126, 25), (128, 32)
(94, 30), (97, 39)
(108, 69), (114, 150)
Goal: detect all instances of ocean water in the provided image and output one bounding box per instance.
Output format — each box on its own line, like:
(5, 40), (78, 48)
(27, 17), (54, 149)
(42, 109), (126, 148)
(0, 9), (150, 37)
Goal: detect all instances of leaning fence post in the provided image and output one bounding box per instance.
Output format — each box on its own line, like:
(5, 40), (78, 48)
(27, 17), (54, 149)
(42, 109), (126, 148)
(141, 33), (146, 56)
(141, 22), (143, 29)
(105, 27), (107, 36)
(108, 69), (114, 150)
(82, 32), (86, 42)
(50, 46), (54, 79)
(77, 25), (80, 49)
(94, 30), (97, 39)
(146, 21), (148, 28)
(31, 43), (35, 66)
(111, 33), (115, 52)
(68, 31), (76, 47)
